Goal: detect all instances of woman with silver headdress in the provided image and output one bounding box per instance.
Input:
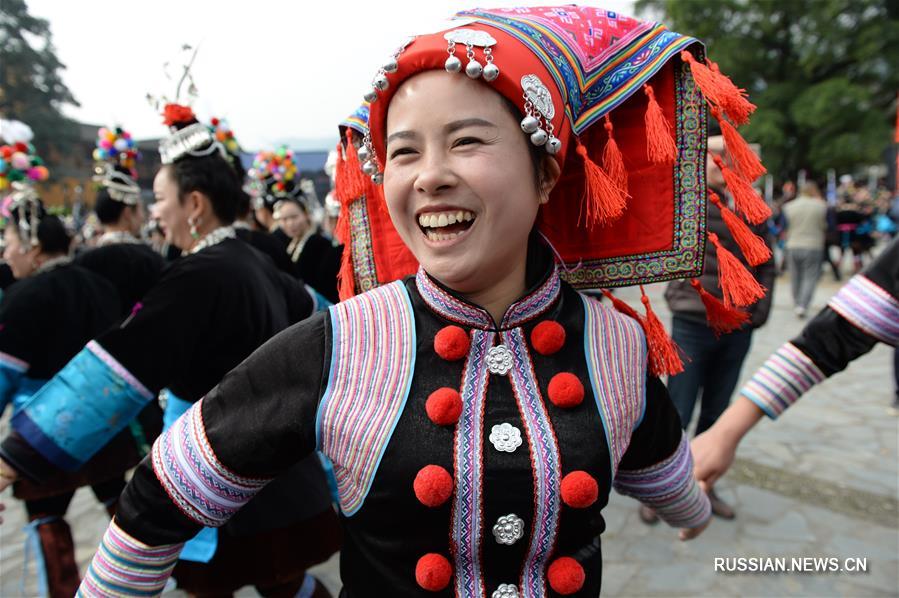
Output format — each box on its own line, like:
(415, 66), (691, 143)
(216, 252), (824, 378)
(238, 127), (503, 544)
(0, 105), (338, 597)
(0, 137), (158, 597)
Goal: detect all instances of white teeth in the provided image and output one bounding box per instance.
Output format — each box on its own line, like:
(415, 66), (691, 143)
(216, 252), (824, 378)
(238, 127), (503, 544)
(425, 229), (465, 242)
(418, 209), (476, 230)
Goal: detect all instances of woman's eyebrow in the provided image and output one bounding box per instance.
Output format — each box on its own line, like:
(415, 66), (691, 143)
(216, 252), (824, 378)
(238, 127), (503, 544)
(445, 118), (496, 134)
(386, 130), (417, 145)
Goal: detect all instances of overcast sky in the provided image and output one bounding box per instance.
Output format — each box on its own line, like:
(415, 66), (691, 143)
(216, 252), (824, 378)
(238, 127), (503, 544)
(27, 0), (636, 150)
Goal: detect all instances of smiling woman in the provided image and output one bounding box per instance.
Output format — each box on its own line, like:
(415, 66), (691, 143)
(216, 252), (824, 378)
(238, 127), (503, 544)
(58, 5), (772, 597)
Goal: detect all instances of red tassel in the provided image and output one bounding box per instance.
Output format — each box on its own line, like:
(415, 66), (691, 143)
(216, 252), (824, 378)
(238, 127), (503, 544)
(710, 106), (766, 181)
(602, 115), (627, 192)
(690, 278), (750, 336)
(601, 289), (641, 321)
(639, 286), (684, 377)
(707, 232), (767, 307)
(709, 191), (772, 266)
(342, 131), (366, 201)
(575, 138), (627, 227)
(643, 84), (677, 164)
(706, 58), (756, 126)
(681, 51), (728, 109)
(712, 154), (771, 225)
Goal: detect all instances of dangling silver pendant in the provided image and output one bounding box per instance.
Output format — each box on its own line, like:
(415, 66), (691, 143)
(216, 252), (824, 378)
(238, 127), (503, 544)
(371, 172), (383, 185)
(362, 160), (378, 175)
(465, 59), (483, 79)
(383, 58), (398, 73)
(530, 129), (548, 146)
(357, 145), (371, 162)
(546, 136), (562, 155)
(363, 89), (378, 103)
(482, 62), (500, 82)
(445, 55), (462, 73)
(373, 73), (389, 91)
(520, 116), (539, 134)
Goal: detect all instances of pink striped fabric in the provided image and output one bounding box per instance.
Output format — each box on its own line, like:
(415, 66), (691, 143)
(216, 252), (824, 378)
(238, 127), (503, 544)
(740, 342), (826, 418)
(828, 274), (899, 346)
(77, 519), (182, 597)
(581, 295), (647, 476)
(316, 281), (416, 515)
(613, 434), (711, 528)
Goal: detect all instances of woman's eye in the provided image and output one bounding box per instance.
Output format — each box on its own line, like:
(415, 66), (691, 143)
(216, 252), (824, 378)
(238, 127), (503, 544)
(389, 147), (416, 159)
(453, 137), (481, 147)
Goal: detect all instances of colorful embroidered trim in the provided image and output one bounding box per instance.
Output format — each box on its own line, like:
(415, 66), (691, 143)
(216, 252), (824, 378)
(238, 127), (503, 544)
(348, 196), (379, 294)
(560, 61), (707, 289)
(613, 433), (711, 528)
(504, 328), (561, 596)
(78, 519), (182, 597)
(12, 343), (154, 471)
(581, 294), (647, 476)
(740, 342), (826, 419)
(152, 400), (269, 527)
(316, 281), (416, 516)
(452, 328), (493, 597)
(417, 263), (561, 330)
(828, 274), (899, 346)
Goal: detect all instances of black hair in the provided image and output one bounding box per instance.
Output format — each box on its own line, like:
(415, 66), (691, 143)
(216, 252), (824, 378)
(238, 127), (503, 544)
(8, 204), (71, 254)
(235, 188), (251, 219)
(94, 189), (128, 224)
(163, 151), (241, 225)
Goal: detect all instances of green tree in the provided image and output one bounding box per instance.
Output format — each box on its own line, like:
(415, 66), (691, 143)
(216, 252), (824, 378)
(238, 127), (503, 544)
(0, 0), (79, 160)
(636, 0), (899, 181)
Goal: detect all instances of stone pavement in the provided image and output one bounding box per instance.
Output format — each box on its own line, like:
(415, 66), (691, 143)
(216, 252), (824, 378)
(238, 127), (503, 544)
(1, 267), (897, 597)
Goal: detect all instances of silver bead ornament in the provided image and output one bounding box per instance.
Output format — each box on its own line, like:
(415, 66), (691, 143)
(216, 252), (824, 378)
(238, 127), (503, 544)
(486, 344), (513, 375)
(371, 172), (383, 185)
(357, 145), (371, 162)
(363, 89), (378, 103)
(362, 160), (378, 175)
(546, 136), (562, 155)
(445, 55), (462, 73)
(483, 62), (500, 82)
(489, 422), (523, 453)
(520, 115), (540, 134)
(383, 58), (398, 73)
(465, 59), (483, 79)
(492, 514), (525, 545)
(373, 73), (389, 91)
(492, 584), (520, 598)
(530, 129), (548, 146)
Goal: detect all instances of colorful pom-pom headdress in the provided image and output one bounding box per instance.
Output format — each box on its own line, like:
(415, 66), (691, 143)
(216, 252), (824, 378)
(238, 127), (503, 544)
(333, 5), (772, 376)
(92, 125), (141, 205)
(248, 147), (305, 210)
(1, 120), (49, 248)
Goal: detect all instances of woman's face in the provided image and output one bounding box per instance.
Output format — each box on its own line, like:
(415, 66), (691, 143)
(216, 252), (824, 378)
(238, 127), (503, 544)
(3, 225), (38, 279)
(152, 167), (193, 250)
(275, 201), (309, 239)
(383, 70), (546, 296)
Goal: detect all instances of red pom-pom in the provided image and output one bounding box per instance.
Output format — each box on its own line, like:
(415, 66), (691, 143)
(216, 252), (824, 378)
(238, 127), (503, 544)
(531, 321), (566, 355)
(0, 146), (12, 159)
(162, 103), (197, 127)
(425, 388), (463, 426)
(14, 142), (28, 153)
(434, 326), (470, 361)
(547, 373), (584, 408)
(210, 117), (220, 126)
(548, 557), (585, 595)
(415, 553), (453, 591)
(561, 471), (599, 508)
(413, 465), (453, 507)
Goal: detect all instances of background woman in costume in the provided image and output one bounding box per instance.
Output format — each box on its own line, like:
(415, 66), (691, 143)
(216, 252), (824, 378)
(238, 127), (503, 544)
(74, 124), (166, 316)
(54, 6), (794, 596)
(251, 148), (342, 303)
(692, 236), (899, 493)
(0, 105), (338, 597)
(0, 136), (152, 597)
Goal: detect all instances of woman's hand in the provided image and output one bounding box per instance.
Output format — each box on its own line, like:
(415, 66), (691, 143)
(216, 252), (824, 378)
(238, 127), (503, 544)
(679, 518), (710, 541)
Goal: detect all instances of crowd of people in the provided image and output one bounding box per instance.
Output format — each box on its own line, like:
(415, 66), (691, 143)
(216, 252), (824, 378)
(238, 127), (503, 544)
(0, 4), (896, 598)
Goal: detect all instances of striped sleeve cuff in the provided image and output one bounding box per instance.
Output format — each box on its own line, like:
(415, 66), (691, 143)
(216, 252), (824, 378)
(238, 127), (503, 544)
(828, 274), (899, 346)
(740, 342), (826, 419)
(77, 519), (182, 597)
(613, 434), (711, 528)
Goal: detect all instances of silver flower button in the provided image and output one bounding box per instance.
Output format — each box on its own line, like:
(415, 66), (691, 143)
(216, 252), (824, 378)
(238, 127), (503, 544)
(489, 422), (522, 453)
(486, 344), (513, 375)
(492, 514), (524, 545)
(492, 584), (520, 598)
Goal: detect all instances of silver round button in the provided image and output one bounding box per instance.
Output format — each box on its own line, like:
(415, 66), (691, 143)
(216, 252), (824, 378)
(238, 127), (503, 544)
(492, 514), (525, 545)
(486, 344), (513, 375)
(489, 422), (522, 453)
(492, 584), (520, 598)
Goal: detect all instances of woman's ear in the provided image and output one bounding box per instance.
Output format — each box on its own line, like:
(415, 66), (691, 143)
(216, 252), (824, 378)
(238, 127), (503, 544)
(538, 156), (562, 204)
(186, 191), (206, 222)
